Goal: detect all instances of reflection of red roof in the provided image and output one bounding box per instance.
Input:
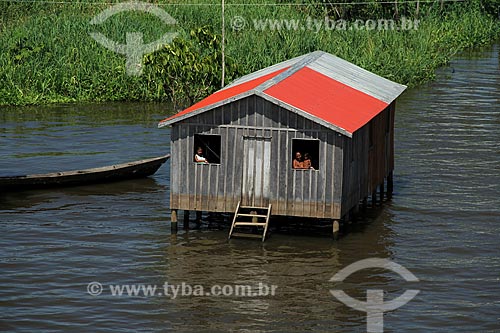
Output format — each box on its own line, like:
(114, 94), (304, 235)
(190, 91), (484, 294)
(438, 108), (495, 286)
(158, 51), (406, 136)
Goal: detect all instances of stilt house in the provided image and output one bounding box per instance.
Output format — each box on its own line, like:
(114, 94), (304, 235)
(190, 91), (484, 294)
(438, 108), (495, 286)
(158, 51), (406, 230)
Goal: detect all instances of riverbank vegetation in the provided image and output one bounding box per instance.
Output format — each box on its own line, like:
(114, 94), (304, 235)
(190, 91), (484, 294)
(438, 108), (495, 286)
(0, 0), (499, 106)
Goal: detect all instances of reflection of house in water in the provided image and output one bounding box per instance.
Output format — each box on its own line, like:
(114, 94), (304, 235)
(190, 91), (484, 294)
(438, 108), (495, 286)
(159, 51), (406, 237)
(162, 226), (395, 331)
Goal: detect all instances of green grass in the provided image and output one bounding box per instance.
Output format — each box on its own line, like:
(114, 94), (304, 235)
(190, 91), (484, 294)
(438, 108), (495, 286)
(0, 0), (499, 106)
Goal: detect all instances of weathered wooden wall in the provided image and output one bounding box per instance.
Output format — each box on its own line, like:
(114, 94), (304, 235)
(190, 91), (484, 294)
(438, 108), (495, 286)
(170, 95), (395, 220)
(341, 102), (395, 216)
(170, 95), (346, 219)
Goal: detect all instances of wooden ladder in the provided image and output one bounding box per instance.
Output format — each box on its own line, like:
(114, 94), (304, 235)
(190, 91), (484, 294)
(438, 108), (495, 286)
(228, 201), (272, 242)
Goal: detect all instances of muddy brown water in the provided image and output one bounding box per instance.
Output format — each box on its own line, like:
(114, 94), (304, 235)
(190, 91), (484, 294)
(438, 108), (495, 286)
(1, 43), (499, 332)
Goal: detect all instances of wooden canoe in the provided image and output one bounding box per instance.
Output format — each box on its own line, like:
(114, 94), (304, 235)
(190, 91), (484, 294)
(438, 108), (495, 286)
(0, 154), (170, 192)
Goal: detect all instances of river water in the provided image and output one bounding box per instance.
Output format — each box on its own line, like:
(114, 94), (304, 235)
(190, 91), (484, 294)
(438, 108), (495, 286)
(1, 43), (499, 332)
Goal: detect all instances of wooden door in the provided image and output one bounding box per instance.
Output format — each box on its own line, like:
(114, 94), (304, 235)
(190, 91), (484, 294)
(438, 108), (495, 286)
(241, 137), (271, 207)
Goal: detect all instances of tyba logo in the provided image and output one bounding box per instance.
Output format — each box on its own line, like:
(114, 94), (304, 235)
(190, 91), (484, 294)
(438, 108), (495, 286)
(89, 1), (178, 76)
(330, 258), (419, 333)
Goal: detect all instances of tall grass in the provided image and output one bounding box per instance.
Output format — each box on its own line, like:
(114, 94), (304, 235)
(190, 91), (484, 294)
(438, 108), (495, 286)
(0, 0), (498, 106)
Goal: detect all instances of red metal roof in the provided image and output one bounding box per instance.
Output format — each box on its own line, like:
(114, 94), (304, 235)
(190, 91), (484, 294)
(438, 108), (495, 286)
(263, 67), (388, 134)
(158, 67), (288, 125)
(158, 51), (405, 135)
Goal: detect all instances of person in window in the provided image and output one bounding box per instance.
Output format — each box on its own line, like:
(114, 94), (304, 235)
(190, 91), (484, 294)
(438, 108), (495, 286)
(303, 153), (314, 170)
(293, 151), (304, 169)
(194, 147), (208, 164)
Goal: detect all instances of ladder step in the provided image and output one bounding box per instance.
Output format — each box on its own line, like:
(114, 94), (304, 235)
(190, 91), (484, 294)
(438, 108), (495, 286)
(240, 205), (269, 210)
(237, 213), (268, 218)
(230, 232), (263, 239)
(234, 220), (265, 224)
(228, 201), (272, 242)
(234, 222), (267, 226)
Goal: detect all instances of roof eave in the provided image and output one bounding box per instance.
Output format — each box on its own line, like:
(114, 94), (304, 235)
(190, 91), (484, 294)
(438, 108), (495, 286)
(158, 90), (257, 128)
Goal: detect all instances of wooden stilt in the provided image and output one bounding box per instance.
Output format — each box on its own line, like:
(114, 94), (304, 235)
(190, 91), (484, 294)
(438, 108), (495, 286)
(372, 187), (378, 207)
(346, 210), (352, 224)
(251, 210), (258, 223)
(379, 181), (384, 203)
(362, 197), (368, 210)
(171, 209), (178, 233)
(332, 219), (340, 240)
(352, 204), (359, 222)
(183, 210), (190, 229)
(387, 172), (394, 200)
(196, 211), (202, 225)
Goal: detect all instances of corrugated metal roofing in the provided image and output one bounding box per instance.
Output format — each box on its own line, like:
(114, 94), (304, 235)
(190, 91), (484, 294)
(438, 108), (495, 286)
(263, 67), (388, 134)
(223, 53), (309, 89)
(158, 67), (289, 126)
(308, 53), (406, 103)
(158, 51), (406, 135)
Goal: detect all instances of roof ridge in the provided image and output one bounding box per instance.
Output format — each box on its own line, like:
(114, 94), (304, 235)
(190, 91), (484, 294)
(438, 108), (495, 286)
(222, 53), (310, 90)
(253, 51), (325, 93)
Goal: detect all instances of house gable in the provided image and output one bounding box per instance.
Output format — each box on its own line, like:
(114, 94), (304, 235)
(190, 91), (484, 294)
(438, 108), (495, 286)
(173, 95), (341, 139)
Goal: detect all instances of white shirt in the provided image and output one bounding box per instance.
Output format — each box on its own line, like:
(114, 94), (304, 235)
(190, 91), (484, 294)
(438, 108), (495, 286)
(195, 154), (207, 163)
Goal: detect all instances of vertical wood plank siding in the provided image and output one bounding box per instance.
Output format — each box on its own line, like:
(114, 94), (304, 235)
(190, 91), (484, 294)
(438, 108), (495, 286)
(170, 95), (394, 220)
(340, 103), (394, 216)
